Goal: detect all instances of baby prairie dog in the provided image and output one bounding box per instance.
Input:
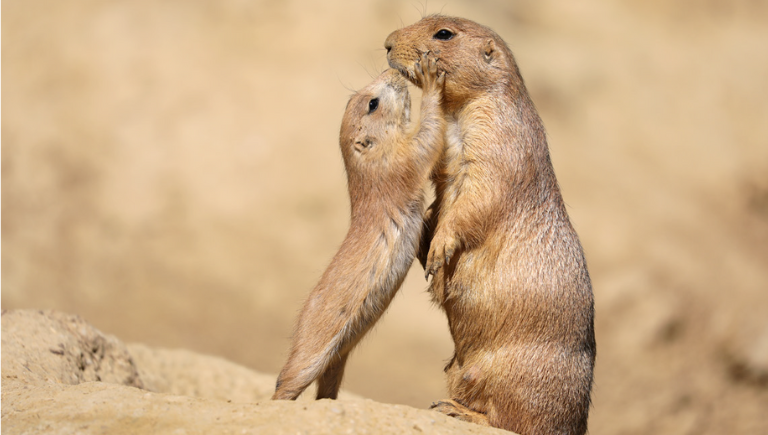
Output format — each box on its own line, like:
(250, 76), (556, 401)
(272, 55), (445, 400)
(386, 16), (596, 435)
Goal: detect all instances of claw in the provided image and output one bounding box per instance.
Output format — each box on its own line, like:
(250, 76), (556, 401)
(444, 246), (454, 266)
(415, 51), (442, 90)
(424, 228), (459, 279)
(425, 249), (443, 279)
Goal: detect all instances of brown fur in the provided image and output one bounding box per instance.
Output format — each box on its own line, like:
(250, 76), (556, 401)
(385, 15), (596, 435)
(272, 58), (446, 400)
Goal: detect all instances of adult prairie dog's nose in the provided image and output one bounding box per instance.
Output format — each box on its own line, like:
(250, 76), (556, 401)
(384, 31), (398, 54)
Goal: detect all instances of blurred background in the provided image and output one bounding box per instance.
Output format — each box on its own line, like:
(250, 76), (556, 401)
(3, 0), (767, 433)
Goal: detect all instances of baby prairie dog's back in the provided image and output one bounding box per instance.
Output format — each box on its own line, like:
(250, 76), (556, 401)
(273, 58), (445, 401)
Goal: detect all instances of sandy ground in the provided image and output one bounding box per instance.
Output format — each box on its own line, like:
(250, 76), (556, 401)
(2, 310), (501, 435)
(3, 1), (768, 433)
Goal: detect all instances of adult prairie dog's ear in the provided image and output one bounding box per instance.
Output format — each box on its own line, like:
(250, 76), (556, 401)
(483, 39), (495, 63)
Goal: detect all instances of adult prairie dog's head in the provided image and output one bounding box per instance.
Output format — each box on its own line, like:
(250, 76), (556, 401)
(339, 69), (411, 182)
(384, 15), (519, 107)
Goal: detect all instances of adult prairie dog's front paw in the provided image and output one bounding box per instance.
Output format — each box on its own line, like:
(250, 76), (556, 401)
(414, 51), (445, 93)
(425, 227), (460, 278)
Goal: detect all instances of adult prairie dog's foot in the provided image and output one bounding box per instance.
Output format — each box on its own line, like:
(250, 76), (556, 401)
(431, 399), (491, 426)
(414, 51), (445, 94)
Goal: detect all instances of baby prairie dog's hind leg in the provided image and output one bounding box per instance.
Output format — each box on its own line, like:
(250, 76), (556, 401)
(316, 353), (350, 399)
(431, 399), (491, 427)
(272, 300), (349, 400)
(272, 355), (320, 400)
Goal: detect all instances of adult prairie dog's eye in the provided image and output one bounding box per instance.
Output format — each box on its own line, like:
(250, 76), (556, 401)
(368, 98), (379, 113)
(433, 29), (454, 40)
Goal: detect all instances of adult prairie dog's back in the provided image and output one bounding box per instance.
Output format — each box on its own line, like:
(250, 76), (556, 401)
(273, 59), (445, 401)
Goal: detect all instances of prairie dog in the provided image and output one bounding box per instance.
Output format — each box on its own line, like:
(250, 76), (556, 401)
(272, 56), (445, 400)
(385, 15), (596, 435)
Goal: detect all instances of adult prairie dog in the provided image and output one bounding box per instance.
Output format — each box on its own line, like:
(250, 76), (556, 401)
(385, 15), (596, 435)
(272, 55), (445, 400)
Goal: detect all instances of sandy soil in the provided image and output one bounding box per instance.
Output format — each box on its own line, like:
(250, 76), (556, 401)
(2, 310), (500, 435)
(3, 1), (768, 433)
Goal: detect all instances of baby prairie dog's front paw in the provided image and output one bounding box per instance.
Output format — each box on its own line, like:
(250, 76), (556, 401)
(414, 52), (445, 93)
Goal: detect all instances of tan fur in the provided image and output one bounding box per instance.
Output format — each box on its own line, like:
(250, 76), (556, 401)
(385, 16), (596, 435)
(272, 58), (446, 400)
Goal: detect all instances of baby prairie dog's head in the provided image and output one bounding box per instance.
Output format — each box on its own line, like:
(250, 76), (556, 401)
(385, 15), (518, 108)
(339, 69), (411, 181)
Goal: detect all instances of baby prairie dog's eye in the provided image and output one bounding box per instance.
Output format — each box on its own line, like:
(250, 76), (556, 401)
(368, 98), (379, 114)
(433, 29), (454, 40)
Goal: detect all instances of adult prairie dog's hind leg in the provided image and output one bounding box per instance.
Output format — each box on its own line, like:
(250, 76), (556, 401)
(431, 399), (491, 427)
(316, 353), (350, 399)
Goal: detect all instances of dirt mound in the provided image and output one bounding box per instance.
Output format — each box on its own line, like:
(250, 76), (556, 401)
(1, 310), (508, 435)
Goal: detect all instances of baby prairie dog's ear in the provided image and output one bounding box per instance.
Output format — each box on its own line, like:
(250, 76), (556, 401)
(483, 38), (496, 63)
